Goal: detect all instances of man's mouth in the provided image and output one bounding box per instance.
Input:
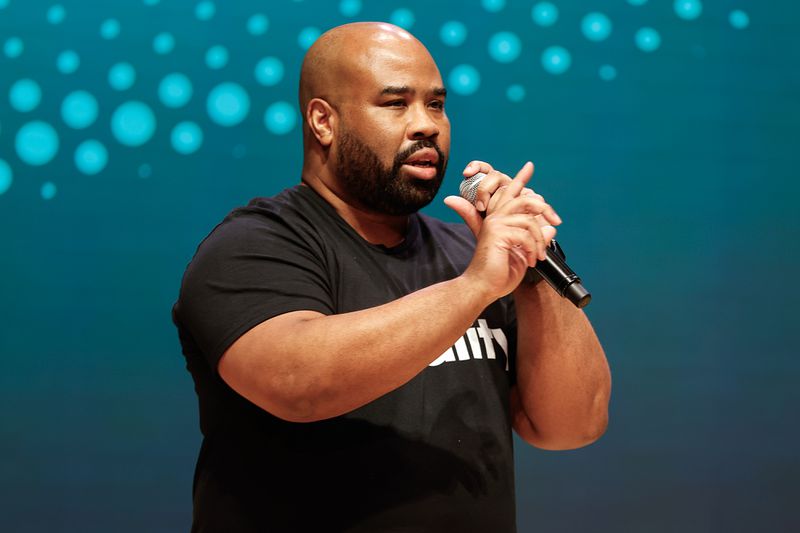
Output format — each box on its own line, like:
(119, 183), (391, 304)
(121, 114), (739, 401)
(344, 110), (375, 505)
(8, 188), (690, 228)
(403, 148), (439, 168)
(401, 161), (439, 180)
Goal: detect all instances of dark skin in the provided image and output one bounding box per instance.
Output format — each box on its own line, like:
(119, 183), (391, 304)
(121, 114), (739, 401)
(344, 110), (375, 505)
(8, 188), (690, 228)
(219, 23), (611, 450)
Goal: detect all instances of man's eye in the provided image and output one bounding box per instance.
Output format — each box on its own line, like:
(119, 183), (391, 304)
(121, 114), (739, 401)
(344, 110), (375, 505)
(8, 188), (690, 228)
(386, 100), (406, 107)
(429, 100), (445, 110)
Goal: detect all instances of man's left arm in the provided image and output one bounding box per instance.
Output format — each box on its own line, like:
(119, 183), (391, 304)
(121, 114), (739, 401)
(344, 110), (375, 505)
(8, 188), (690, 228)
(510, 279), (611, 450)
(446, 159), (611, 451)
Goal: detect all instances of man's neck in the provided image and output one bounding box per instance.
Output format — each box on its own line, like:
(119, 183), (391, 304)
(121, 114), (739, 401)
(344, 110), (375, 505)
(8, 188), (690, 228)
(301, 172), (409, 248)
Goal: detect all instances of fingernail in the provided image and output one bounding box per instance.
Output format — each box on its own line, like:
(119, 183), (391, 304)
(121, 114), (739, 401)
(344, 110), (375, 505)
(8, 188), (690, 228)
(476, 201), (485, 212)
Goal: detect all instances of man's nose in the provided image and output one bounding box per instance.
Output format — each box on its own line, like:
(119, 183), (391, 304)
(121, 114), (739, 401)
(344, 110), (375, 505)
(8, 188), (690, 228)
(407, 105), (439, 140)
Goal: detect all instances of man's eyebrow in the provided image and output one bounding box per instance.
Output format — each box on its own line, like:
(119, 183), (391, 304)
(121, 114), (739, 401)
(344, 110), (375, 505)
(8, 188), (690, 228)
(381, 86), (411, 95)
(379, 86), (448, 97)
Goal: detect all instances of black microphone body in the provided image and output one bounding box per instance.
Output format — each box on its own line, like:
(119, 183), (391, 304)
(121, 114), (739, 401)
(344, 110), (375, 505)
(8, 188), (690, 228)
(459, 172), (591, 308)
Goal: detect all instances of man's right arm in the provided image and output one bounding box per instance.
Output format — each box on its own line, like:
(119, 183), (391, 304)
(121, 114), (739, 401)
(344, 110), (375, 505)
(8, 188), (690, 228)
(218, 275), (492, 423)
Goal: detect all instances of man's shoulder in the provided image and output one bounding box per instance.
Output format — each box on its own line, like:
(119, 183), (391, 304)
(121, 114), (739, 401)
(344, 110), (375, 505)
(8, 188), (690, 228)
(186, 186), (326, 271)
(228, 184), (319, 224)
(204, 185), (322, 239)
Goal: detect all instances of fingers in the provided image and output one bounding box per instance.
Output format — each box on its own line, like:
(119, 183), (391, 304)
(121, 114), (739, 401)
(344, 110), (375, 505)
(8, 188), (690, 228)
(462, 161), (510, 213)
(443, 195), (483, 236)
(461, 160), (561, 263)
(463, 161), (549, 216)
(492, 193), (562, 228)
(541, 224), (557, 243)
(446, 192), (558, 258)
(506, 161), (535, 200)
(488, 185), (546, 215)
(463, 160), (494, 178)
(493, 213), (556, 262)
(489, 162), (541, 209)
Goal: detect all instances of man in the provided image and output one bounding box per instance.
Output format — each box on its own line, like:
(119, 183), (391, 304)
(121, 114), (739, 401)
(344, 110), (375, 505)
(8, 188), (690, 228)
(173, 22), (610, 532)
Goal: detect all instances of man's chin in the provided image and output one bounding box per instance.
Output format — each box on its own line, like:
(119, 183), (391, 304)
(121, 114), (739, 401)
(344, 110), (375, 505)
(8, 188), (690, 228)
(404, 181), (442, 211)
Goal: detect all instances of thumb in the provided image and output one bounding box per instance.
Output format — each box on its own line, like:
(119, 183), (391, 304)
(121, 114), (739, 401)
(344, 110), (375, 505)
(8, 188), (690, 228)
(444, 195), (482, 236)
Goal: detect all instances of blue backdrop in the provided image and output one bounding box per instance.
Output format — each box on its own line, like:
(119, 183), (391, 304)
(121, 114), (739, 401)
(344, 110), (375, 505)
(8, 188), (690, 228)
(2, 1), (798, 531)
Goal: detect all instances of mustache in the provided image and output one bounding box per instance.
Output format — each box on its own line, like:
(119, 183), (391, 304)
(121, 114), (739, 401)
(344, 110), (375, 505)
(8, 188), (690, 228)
(393, 140), (446, 171)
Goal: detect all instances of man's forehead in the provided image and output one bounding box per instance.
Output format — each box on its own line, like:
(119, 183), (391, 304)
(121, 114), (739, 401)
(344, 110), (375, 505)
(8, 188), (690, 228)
(299, 23), (443, 108)
(348, 45), (443, 90)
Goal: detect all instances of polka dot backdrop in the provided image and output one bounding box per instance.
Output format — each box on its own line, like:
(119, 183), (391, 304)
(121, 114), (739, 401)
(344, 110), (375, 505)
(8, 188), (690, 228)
(0, 0), (753, 198)
(4, 4), (800, 533)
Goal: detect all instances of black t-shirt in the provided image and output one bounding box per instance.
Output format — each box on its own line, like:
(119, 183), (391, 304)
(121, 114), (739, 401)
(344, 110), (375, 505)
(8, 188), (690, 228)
(173, 185), (519, 532)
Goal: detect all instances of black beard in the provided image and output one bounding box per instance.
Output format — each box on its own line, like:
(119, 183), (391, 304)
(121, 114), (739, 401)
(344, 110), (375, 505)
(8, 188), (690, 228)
(335, 129), (447, 216)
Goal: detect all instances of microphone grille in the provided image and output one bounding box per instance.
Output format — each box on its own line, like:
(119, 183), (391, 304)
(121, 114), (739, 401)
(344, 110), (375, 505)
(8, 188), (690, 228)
(458, 172), (487, 205)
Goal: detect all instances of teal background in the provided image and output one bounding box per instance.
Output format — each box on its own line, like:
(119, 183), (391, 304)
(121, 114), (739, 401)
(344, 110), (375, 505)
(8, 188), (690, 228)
(2, 1), (798, 531)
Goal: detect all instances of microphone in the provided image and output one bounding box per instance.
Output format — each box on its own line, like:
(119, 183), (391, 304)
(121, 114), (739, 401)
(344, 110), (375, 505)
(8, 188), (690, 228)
(459, 172), (591, 308)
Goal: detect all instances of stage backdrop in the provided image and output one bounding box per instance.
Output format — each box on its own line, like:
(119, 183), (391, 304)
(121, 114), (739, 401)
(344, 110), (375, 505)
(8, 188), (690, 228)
(2, 1), (798, 531)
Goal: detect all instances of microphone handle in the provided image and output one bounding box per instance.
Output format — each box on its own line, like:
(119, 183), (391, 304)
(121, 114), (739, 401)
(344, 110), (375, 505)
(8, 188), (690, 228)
(535, 241), (591, 309)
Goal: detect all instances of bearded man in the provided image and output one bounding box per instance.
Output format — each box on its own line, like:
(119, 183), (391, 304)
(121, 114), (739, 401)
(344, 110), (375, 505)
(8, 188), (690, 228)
(173, 22), (611, 533)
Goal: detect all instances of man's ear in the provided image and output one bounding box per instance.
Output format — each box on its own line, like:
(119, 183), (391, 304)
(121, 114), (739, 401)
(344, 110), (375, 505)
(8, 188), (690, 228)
(306, 98), (335, 147)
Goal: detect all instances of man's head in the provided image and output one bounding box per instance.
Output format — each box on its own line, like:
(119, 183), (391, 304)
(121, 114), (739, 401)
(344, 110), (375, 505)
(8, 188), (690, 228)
(299, 22), (450, 216)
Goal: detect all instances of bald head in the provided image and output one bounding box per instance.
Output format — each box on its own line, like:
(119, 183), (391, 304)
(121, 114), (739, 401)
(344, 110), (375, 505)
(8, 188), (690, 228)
(298, 22), (451, 219)
(299, 22), (437, 122)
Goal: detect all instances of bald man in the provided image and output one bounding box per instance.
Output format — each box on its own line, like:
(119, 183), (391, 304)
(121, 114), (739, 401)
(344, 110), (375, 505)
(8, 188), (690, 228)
(174, 22), (610, 532)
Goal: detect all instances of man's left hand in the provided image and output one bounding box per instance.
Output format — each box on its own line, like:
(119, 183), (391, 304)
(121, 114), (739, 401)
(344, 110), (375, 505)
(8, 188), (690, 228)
(444, 160), (560, 263)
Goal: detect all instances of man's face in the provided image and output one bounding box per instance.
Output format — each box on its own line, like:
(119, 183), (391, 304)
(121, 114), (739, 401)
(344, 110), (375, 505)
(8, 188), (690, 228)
(331, 39), (451, 215)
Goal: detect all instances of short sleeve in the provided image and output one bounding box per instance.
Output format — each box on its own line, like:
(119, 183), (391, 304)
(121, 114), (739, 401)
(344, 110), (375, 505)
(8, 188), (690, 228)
(174, 207), (333, 370)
